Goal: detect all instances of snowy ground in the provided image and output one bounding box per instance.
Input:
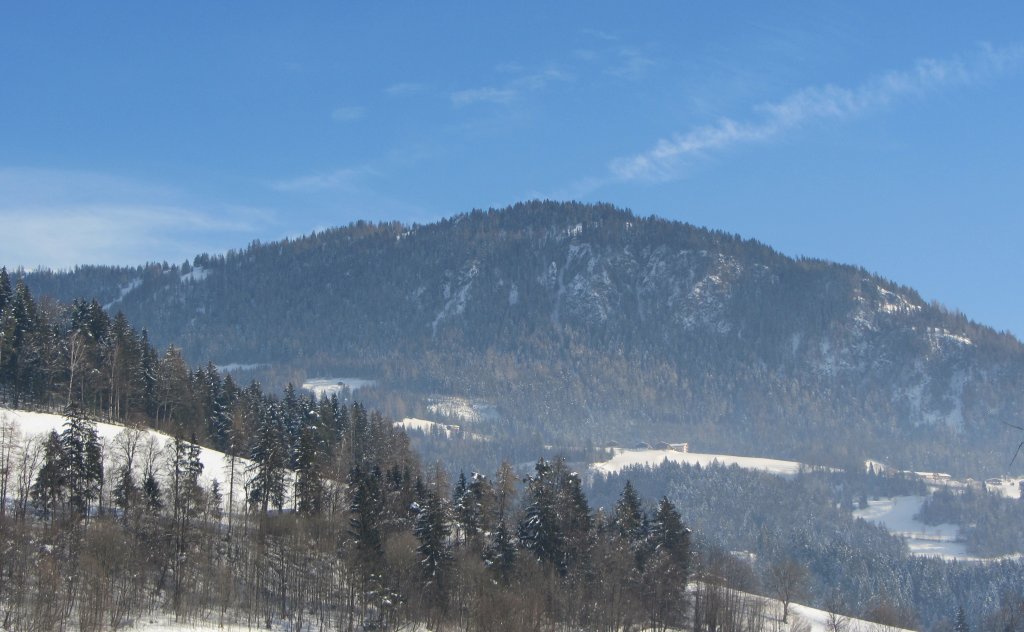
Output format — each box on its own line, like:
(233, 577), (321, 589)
(395, 417), (487, 441)
(788, 600), (913, 632)
(853, 495), (1022, 561)
(121, 616), (262, 632)
(111, 597), (903, 632)
(592, 448), (810, 477)
(0, 407), (269, 511)
(301, 377), (377, 398)
(396, 417), (454, 438)
(215, 362), (269, 372)
(853, 495), (968, 559)
(425, 395), (498, 423)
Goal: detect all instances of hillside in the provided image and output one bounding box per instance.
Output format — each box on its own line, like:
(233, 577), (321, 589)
(25, 201), (1024, 474)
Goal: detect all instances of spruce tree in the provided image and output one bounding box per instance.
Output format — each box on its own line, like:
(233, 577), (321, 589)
(518, 458), (563, 570)
(414, 490), (452, 590)
(483, 520), (517, 582)
(31, 430), (65, 517)
(295, 415), (326, 516)
(614, 480), (645, 544)
(59, 404), (103, 516)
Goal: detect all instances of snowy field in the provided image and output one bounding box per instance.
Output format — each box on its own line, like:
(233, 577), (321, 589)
(592, 448), (810, 477)
(0, 407), (265, 511)
(396, 417), (487, 441)
(853, 495), (1022, 561)
(112, 599), (906, 632)
(853, 495), (967, 559)
(301, 376), (377, 398)
(396, 417), (454, 437)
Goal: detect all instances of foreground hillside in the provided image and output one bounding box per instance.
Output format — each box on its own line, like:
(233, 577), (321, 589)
(25, 201), (1024, 474)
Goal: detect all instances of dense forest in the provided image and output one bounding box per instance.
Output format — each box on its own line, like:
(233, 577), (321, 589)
(916, 486), (1024, 557)
(591, 461), (1024, 631)
(0, 272), (700, 631)
(25, 202), (1024, 476)
(4, 269), (1024, 630)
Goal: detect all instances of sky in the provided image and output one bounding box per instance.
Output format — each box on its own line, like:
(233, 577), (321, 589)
(2, 3), (1023, 336)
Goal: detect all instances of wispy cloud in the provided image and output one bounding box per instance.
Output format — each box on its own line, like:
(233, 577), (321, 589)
(451, 87), (518, 107)
(450, 68), (567, 107)
(605, 48), (656, 80)
(270, 166), (375, 193)
(581, 28), (619, 42)
(331, 105), (366, 122)
(2, 206), (267, 270)
(609, 43), (1024, 182)
(0, 168), (271, 270)
(385, 82), (423, 96)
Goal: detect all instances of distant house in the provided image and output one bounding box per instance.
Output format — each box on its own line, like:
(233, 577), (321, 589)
(669, 442), (689, 453)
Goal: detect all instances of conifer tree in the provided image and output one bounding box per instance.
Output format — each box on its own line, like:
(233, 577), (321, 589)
(645, 496), (691, 629)
(349, 465), (385, 556)
(31, 430), (65, 517)
(247, 403), (288, 516)
(295, 414), (326, 516)
(518, 458), (563, 570)
(414, 490), (452, 592)
(483, 520), (517, 582)
(614, 480), (645, 544)
(59, 404), (104, 516)
(113, 462), (140, 517)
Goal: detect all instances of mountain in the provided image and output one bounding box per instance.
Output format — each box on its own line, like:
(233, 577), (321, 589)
(25, 201), (1024, 474)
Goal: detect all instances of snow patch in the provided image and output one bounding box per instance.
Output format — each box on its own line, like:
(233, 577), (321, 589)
(852, 495), (1020, 561)
(181, 266), (209, 282)
(432, 263), (479, 336)
(876, 285), (920, 315)
(592, 449), (809, 478)
(426, 396), (498, 423)
(215, 362), (268, 372)
(302, 377), (377, 398)
(397, 418), (454, 438)
(102, 278), (142, 310)
(1, 408), (264, 512)
(926, 326), (973, 349)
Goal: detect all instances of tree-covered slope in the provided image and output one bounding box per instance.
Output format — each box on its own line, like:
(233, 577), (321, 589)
(26, 201), (1024, 474)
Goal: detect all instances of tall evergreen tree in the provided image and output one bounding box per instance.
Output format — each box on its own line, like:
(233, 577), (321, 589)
(59, 404), (104, 516)
(295, 414), (326, 516)
(31, 430), (65, 517)
(414, 490), (452, 592)
(247, 403), (288, 516)
(518, 458), (563, 571)
(614, 480), (645, 543)
(483, 520), (517, 582)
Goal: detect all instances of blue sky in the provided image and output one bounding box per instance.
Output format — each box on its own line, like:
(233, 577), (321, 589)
(2, 3), (1024, 336)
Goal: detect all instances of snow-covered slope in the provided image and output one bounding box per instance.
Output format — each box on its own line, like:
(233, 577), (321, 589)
(592, 448), (811, 477)
(0, 407), (268, 510)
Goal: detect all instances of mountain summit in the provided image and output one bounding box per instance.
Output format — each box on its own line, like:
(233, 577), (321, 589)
(28, 201), (1024, 474)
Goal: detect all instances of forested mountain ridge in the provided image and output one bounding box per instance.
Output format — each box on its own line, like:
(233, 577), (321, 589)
(25, 201), (1024, 474)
